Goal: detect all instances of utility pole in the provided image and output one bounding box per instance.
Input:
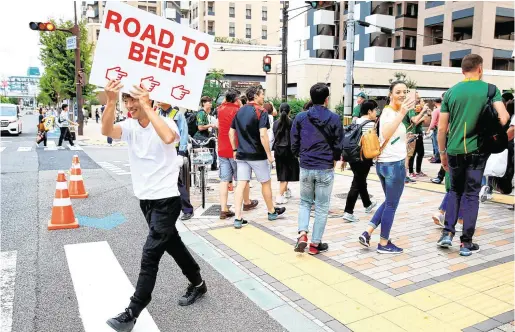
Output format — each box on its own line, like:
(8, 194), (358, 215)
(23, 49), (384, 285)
(73, 1), (84, 135)
(343, 0), (355, 124)
(281, 1), (289, 102)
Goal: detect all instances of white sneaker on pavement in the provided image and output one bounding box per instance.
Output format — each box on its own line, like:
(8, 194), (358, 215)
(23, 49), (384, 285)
(364, 200), (377, 214)
(343, 212), (359, 223)
(285, 188), (292, 199)
(432, 213), (445, 227)
(275, 195), (288, 205)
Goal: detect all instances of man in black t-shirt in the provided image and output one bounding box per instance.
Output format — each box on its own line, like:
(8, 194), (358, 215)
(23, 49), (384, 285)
(229, 85), (285, 228)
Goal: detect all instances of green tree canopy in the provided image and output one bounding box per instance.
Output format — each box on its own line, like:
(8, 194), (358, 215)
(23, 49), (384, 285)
(202, 69), (225, 105)
(38, 19), (95, 103)
(389, 72), (417, 89)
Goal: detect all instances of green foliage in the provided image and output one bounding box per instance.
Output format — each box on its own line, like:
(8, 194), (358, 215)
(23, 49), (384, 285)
(334, 102), (345, 119)
(266, 98), (310, 119)
(0, 96), (19, 104)
(202, 69), (225, 105)
(38, 19), (95, 103)
(389, 72), (417, 89)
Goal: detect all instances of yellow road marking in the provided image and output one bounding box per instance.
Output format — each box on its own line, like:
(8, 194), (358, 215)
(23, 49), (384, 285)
(209, 226), (514, 331)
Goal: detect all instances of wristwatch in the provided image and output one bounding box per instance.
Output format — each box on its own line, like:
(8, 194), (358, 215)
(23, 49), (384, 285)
(233, 149), (237, 152)
(439, 149), (447, 154)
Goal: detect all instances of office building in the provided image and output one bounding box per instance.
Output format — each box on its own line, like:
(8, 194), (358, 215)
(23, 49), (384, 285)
(299, 1), (513, 70)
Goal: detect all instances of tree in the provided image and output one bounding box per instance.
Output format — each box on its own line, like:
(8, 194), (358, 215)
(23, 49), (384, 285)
(38, 19), (96, 102)
(0, 96), (18, 104)
(389, 72), (417, 89)
(202, 69), (225, 104)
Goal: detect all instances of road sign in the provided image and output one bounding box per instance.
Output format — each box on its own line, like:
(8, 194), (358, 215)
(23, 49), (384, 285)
(89, 1), (214, 110)
(66, 36), (77, 50)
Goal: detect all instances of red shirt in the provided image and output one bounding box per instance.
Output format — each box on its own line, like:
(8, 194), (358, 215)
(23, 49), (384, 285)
(217, 101), (240, 158)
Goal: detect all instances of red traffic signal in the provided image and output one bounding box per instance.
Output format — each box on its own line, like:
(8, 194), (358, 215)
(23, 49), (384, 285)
(263, 56), (272, 73)
(29, 22), (56, 32)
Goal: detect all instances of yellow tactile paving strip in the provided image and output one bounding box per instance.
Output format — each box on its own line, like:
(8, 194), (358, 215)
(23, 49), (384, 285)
(334, 168), (515, 205)
(209, 225), (514, 332)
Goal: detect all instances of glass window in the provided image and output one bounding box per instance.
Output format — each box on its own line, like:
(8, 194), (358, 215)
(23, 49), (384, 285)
(405, 35), (416, 49)
(396, 3), (402, 16)
(407, 3), (417, 17)
(229, 22), (235, 37)
(148, 6), (156, 14)
(229, 3), (235, 17)
(246, 8), (251, 19)
(262, 27), (267, 39)
(246, 24), (251, 38)
(395, 36), (401, 47)
(262, 7), (267, 21)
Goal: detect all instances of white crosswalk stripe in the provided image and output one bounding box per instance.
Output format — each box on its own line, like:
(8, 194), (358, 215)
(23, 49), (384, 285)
(97, 161), (131, 176)
(1, 251), (17, 332)
(0, 147), (5, 152)
(65, 242), (159, 332)
(44, 141), (58, 151)
(17, 147), (31, 152)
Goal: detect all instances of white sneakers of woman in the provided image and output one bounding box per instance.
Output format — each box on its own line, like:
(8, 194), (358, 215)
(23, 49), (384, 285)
(276, 195), (288, 205)
(285, 189), (292, 199)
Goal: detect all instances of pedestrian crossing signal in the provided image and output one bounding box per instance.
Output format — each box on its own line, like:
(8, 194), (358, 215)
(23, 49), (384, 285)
(263, 56), (272, 73)
(29, 22), (56, 32)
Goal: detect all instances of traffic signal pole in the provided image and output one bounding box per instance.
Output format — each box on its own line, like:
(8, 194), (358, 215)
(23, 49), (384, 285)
(281, 1), (289, 102)
(73, 1), (83, 136)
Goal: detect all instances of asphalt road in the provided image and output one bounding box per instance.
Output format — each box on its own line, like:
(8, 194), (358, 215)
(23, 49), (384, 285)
(1, 114), (283, 332)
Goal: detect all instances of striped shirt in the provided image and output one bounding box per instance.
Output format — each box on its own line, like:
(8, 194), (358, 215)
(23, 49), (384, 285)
(356, 117), (375, 134)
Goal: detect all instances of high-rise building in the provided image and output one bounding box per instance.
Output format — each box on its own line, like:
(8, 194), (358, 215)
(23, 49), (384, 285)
(81, 1), (184, 45)
(298, 1), (514, 71)
(186, 1), (282, 46)
(417, 1), (514, 71)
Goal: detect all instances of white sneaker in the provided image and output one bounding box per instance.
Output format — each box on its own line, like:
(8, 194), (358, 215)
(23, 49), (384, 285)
(432, 213), (445, 227)
(343, 212), (359, 223)
(364, 200), (377, 214)
(455, 222), (463, 232)
(285, 188), (292, 199)
(275, 195), (288, 205)
(479, 185), (489, 202)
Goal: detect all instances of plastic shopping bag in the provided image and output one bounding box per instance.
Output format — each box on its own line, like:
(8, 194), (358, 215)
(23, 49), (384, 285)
(484, 149), (508, 177)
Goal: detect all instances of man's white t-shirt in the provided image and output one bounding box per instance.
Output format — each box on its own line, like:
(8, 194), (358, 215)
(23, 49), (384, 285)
(119, 118), (181, 200)
(377, 106), (407, 163)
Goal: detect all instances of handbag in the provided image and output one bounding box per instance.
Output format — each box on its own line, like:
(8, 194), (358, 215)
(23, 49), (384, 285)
(484, 149), (508, 177)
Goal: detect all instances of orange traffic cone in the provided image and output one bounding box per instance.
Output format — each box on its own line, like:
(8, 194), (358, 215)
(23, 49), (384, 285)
(48, 171), (79, 230)
(69, 155), (88, 199)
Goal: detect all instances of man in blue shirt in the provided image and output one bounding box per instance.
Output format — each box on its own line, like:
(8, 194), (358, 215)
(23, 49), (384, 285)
(157, 102), (194, 220)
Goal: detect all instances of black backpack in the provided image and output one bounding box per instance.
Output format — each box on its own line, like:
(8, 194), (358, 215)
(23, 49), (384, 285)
(185, 110), (198, 137)
(341, 120), (374, 163)
(476, 84), (508, 154)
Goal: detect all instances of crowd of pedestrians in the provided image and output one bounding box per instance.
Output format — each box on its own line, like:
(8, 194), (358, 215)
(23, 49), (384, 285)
(98, 53), (513, 332)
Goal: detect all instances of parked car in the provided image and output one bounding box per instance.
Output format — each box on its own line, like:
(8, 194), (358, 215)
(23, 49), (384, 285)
(0, 104), (22, 135)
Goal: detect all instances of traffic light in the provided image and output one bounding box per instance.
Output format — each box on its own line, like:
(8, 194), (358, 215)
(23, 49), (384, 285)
(306, 1), (333, 9)
(29, 22), (56, 32)
(263, 56), (271, 73)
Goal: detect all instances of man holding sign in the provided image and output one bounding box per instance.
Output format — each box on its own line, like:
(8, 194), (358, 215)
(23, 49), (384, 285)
(101, 80), (206, 331)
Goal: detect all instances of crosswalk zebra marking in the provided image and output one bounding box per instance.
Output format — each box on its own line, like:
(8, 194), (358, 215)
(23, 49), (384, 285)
(44, 141), (58, 151)
(65, 242), (159, 332)
(17, 147), (31, 152)
(69, 145), (83, 151)
(1, 251), (17, 332)
(0, 147), (5, 152)
(97, 162), (131, 176)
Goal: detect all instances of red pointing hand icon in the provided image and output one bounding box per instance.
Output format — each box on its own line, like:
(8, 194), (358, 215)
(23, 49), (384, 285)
(171, 85), (190, 100)
(140, 76), (161, 92)
(105, 67), (128, 81)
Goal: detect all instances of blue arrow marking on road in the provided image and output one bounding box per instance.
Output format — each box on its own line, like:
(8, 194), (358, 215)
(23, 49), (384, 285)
(47, 128), (60, 139)
(76, 212), (126, 230)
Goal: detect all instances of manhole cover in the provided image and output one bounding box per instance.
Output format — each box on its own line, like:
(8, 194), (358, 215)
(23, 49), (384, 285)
(334, 193), (373, 200)
(200, 204), (231, 216)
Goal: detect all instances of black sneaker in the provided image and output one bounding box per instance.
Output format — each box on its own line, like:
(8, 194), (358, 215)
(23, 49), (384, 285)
(431, 177), (443, 184)
(178, 281), (207, 306)
(234, 218), (248, 229)
(268, 207), (286, 221)
(106, 308), (137, 332)
(359, 231), (371, 248)
(460, 242), (480, 256)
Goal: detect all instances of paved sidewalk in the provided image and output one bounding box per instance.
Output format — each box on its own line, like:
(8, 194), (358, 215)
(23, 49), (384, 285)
(180, 165), (514, 332)
(76, 119), (127, 146)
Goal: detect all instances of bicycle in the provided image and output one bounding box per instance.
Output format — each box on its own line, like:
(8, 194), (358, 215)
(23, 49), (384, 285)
(188, 136), (217, 209)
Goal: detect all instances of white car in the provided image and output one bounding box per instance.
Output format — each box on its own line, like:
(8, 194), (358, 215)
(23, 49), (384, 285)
(0, 104), (22, 135)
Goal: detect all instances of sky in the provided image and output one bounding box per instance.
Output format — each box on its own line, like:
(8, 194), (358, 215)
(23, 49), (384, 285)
(0, 0), (76, 79)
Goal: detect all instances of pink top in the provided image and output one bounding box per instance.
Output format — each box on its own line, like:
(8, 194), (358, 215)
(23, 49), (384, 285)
(429, 107), (440, 130)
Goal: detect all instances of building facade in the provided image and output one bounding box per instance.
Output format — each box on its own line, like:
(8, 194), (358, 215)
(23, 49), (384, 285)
(299, 1), (514, 70)
(187, 1), (282, 46)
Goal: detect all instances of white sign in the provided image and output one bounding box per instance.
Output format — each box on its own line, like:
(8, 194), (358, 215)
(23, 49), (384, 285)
(66, 36), (77, 50)
(89, 2), (214, 110)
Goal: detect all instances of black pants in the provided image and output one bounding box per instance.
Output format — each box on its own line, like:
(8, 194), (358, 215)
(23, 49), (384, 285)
(444, 152), (488, 243)
(178, 158), (193, 214)
(408, 135), (424, 173)
(208, 139), (217, 170)
(129, 197), (202, 317)
(344, 160), (373, 214)
(38, 132), (47, 147)
(58, 127), (74, 146)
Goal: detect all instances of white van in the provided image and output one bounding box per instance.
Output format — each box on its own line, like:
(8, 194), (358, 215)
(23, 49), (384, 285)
(0, 104), (22, 135)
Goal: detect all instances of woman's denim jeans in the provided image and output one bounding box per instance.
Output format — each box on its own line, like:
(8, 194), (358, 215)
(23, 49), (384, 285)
(368, 160), (405, 240)
(298, 168), (334, 243)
